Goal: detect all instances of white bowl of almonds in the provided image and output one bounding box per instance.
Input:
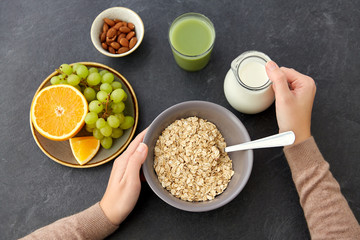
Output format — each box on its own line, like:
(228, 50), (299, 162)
(91, 7), (144, 57)
(143, 101), (253, 212)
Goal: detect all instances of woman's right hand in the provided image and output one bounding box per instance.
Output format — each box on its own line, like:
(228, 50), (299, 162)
(265, 61), (317, 145)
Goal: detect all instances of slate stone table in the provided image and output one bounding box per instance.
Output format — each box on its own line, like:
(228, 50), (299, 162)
(1, 0), (359, 239)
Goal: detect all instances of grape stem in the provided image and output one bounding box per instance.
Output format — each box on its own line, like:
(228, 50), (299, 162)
(101, 95), (113, 119)
(79, 79), (100, 91)
(55, 69), (68, 81)
(79, 79), (88, 88)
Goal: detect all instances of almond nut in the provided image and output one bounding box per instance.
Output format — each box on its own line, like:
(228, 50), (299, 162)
(119, 33), (126, 39)
(108, 46), (116, 54)
(100, 32), (106, 42)
(119, 38), (129, 47)
(106, 35), (117, 45)
(128, 22), (135, 30)
(104, 18), (115, 27)
(110, 42), (121, 50)
(126, 31), (135, 40)
(117, 33), (126, 44)
(129, 37), (137, 49)
(101, 43), (108, 50)
(106, 28), (117, 38)
(117, 47), (129, 54)
(119, 26), (131, 33)
(113, 22), (122, 30)
(103, 23), (109, 33)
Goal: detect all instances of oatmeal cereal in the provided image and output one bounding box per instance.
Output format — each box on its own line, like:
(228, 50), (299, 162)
(154, 116), (234, 202)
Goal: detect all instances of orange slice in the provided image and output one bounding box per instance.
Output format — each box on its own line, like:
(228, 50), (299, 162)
(30, 84), (88, 141)
(69, 136), (100, 165)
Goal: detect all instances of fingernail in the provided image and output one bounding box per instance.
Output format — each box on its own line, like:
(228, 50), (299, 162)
(266, 61), (278, 71)
(136, 143), (146, 153)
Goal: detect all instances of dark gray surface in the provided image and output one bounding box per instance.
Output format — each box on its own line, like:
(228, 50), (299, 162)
(0, 0), (359, 239)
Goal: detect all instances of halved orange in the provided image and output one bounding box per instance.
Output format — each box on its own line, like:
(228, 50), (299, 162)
(30, 84), (88, 141)
(69, 136), (100, 165)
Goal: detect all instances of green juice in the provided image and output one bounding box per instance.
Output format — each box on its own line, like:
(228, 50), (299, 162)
(169, 13), (215, 71)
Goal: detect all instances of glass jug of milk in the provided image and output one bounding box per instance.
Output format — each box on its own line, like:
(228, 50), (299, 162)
(223, 51), (274, 114)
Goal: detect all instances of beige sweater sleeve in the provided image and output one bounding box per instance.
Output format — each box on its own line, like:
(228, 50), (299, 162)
(20, 202), (118, 240)
(284, 137), (360, 240)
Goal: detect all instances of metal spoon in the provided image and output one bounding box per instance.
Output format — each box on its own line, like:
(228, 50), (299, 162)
(225, 131), (295, 153)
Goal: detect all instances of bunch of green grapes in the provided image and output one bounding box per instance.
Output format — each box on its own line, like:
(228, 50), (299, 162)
(50, 63), (135, 149)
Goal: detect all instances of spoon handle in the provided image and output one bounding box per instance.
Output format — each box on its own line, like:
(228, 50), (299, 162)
(225, 131), (295, 153)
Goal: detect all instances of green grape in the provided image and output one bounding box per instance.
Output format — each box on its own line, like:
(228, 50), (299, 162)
(102, 72), (114, 84)
(120, 116), (134, 129)
(60, 64), (73, 75)
(83, 87), (96, 102)
(111, 102), (125, 113)
(96, 91), (108, 102)
(58, 74), (66, 79)
(76, 65), (89, 79)
(89, 100), (104, 113)
(122, 92), (128, 101)
(99, 70), (109, 76)
(85, 112), (98, 124)
(96, 118), (106, 129)
(100, 123), (112, 137)
(100, 137), (113, 149)
(87, 72), (101, 86)
(85, 125), (94, 132)
(115, 113), (125, 124)
(72, 63), (81, 73)
(93, 128), (104, 140)
(59, 80), (67, 84)
(110, 89), (126, 103)
(87, 123), (96, 128)
(67, 74), (81, 86)
(111, 81), (122, 90)
(100, 83), (112, 93)
(50, 76), (61, 85)
(88, 67), (98, 74)
(107, 115), (120, 128)
(111, 128), (124, 138)
(74, 85), (81, 92)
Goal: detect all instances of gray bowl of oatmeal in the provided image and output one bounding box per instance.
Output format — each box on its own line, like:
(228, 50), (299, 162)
(142, 101), (253, 212)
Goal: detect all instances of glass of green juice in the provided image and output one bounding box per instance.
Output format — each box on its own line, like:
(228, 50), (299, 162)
(169, 13), (216, 72)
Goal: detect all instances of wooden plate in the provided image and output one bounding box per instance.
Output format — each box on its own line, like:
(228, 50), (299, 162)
(29, 62), (138, 168)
